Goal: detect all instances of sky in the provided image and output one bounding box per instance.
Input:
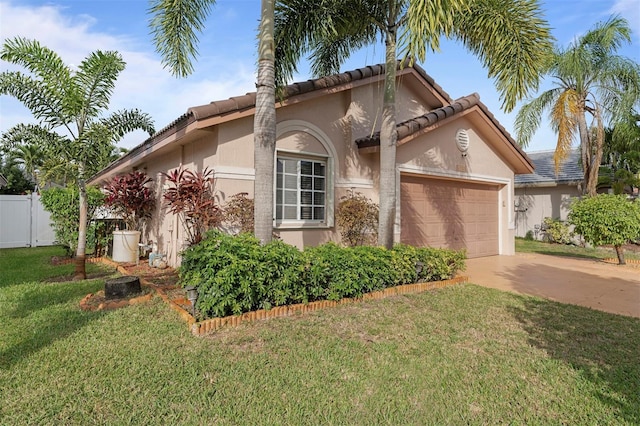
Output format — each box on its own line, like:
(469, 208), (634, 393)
(0, 0), (639, 153)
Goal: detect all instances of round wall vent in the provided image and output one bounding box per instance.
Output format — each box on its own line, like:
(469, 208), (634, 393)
(455, 129), (470, 153)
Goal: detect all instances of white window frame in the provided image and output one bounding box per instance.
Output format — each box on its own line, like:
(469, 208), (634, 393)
(274, 150), (332, 228)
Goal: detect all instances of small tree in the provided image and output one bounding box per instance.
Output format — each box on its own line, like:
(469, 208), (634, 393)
(40, 186), (105, 256)
(103, 171), (155, 231)
(162, 167), (222, 246)
(569, 194), (640, 265)
(336, 191), (379, 247)
(223, 192), (255, 234)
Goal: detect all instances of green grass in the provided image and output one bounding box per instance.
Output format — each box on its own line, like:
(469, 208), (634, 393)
(515, 238), (640, 261)
(1, 247), (639, 424)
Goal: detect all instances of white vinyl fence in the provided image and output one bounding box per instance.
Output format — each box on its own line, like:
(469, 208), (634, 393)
(0, 194), (56, 249)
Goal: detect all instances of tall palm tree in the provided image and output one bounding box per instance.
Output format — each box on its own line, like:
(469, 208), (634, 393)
(0, 37), (155, 279)
(276, 0), (552, 248)
(516, 16), (640, 196)
(149, 0), (277, 244)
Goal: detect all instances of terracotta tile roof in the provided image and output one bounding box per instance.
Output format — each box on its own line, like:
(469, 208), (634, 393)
(188, 62), (452, 121)
(515, 149), (582, 186)
(355, 93), (528, 164)
(356, 93), (482, 148)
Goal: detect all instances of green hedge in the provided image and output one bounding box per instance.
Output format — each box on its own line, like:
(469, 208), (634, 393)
(180, 231), (466, 319)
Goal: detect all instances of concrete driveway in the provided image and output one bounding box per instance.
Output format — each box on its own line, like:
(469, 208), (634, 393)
(465, 253), (640, 318)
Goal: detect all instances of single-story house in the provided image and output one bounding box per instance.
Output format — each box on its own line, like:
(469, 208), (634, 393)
(514, 149), (582, 238)
(89, 62), (534, 266)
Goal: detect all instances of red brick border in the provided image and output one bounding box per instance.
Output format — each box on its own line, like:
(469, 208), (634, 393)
(603, 258), (640, 265)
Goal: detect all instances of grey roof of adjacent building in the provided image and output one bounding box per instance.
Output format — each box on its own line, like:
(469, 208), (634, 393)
(515, 149), (582, 186)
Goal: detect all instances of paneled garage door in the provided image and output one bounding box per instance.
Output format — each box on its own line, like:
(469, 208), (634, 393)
(401, 175), (499, 258)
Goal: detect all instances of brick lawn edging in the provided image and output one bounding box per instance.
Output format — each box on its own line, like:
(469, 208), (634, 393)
(89, 257), (468, 336)
(603, 258), (640, 265)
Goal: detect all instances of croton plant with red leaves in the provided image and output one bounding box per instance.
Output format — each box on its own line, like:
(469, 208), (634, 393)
(162, 167), (222, 245)
(104, 171), (155, 231)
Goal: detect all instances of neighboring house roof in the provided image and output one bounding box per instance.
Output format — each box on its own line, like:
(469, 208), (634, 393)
(515, 149), (582, 187)
(0, 173), (7, 188)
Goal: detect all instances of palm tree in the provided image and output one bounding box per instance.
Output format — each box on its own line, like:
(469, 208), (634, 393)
(149, 0), (277, 244)
(600, 111), (640, 194)
(0, 37), (155, 279)
(8, 143), (43, 184)
(275, 0), (552, 248)
(516, 16), (640, 196)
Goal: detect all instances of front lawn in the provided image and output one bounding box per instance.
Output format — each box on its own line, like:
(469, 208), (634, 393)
(516, 237), (640, 261)
(1, 247), (639, 424)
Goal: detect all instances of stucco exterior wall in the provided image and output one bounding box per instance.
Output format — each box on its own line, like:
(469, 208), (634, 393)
(514, 184), (581, 238)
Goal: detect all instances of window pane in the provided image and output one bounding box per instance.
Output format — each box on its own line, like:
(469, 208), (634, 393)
(314, 162), (325, 176)
(276, 206), (282, 220)
(314, 207), (325, 220)
(301, 191), (312, 205)
(300, 176), (312, 190)
(300, 161), (312, 175)
(277, 160), (284, 173)
(284, 190), (297, 204)
(313, 192), (324, 205)
(314, 177), (325, 191)
(300, 206), (312, 219)
(284, 159), (297, 174)
(276, 174), (283, 188)
(284, 206), (297, 219)
(284, 175), (297, 189)
(276, 190), (282, 204)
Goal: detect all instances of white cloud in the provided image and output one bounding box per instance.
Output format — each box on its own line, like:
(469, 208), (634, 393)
(0, 1), (256, 149)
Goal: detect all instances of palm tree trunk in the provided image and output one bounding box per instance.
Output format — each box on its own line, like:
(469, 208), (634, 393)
(378, 28), (398, 249)
(577, 112), (593, 195)
(587, 111), (605, 196)
(253, 0), (276, 244)
(74, 161), (87, 280)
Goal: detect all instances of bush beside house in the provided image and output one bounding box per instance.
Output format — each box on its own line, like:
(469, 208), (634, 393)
(180, 230), (466, 319)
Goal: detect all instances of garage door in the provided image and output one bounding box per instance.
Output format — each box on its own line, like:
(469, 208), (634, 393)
(401, 175), (499, 258)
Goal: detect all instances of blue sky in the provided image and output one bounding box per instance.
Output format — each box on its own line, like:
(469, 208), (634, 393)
(0, 0), (638, 152)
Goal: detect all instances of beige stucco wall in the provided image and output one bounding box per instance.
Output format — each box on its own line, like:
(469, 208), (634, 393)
(514, 184), (581, 238)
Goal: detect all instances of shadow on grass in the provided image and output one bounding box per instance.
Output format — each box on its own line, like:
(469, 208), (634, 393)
(509, 297), (640, 424)
(1, 279), (106, 370)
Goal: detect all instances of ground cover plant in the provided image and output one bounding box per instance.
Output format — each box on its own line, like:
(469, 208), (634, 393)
(1, 247), (639, 424)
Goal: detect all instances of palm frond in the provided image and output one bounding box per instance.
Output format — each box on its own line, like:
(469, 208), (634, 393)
(402, 0), (463, 61)
(453, 0), (553, 112)
(0, 37), (72, 89)
(100, 109), (156, 141)
(74, 51), (126, 123)
(551, 89), (579, 170)
(149, 0), (217, 77)
(514, 89), (559, 147)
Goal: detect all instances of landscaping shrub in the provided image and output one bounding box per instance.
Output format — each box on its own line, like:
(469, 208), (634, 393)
(524, 230), (534, 241)
(180, 232), (466, 320)
(569, 194), (640, 264)
(103, 170), (155, 231)
(542, 217), (573, 244)
(336, 191), (378, 246)
(223, 192), (254, 234)
(40, 186), (104, 256)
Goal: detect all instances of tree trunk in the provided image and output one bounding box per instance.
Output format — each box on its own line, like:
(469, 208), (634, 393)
(377, 28), (398, 250)
(253, 0), (276, 244)
(587, 110), (605, 196)
(74, 162), (87, 280)
(614, 245), (626, 265)
(577, 112), (593, 195)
